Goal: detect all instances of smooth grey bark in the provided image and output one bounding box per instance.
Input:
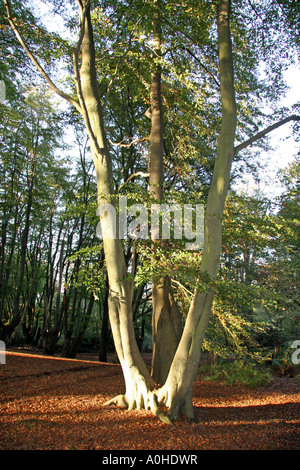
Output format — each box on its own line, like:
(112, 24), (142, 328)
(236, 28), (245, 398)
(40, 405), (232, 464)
(75, 0), (155, 405)
(157, 0), (237, 419)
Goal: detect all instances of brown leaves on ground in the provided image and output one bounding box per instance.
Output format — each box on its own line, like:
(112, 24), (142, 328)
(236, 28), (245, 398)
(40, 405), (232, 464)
(0, 350), (299, 450)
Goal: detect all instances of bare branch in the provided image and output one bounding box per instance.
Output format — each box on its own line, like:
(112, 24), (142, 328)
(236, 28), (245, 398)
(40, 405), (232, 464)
(123, 56), (150, 91)
(102, 37), (135, 111)
(3, 0), (82, 114)
(102, 61), (120, 110)
(184, 47), (220, 87)
(171, 279), (194, 300)
(109, 136), (149, 148)
(247, 0), (260, 17)
(234, 114), (300, 155)
(118, 171), (149, 192)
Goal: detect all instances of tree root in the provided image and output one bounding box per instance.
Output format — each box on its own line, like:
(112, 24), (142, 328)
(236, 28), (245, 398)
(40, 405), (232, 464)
(101, 366), (174, 424)
(102, 381), (196, 425)
(102, 394), (128, 409)
(102, 391), (173, 425)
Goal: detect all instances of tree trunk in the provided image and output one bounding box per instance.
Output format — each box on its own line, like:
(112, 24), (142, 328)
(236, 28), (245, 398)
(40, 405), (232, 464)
(99, 284), (109, 362)
(76, 0), (235, 421)
(65, 293), (95, 358)
(76, 0), (156, 409)
(149, 6), (182, 385)
(42, 222), (64, 355)
(6, 151), (36, 344)
(157, 0), (237, 420)
(4, 0), (236, 424)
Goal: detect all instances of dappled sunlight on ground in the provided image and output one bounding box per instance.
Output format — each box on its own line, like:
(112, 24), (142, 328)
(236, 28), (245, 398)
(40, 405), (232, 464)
(1, 350), (299, 450)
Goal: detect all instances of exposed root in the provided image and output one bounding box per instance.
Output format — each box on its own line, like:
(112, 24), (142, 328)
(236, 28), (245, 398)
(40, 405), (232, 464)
(102, 394), (128, 409)
(103, 382), (195, 425)
(102, 390), (173, 425)
(149, 391), (173, 425)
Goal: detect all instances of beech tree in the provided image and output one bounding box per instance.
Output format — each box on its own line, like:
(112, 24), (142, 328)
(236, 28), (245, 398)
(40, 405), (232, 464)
(3, 0), (299, 422)
(0, 86), (67, 343)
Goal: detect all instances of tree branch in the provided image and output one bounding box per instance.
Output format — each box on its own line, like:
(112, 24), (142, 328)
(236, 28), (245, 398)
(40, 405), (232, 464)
(102, 42), (133, 110)
(109, 136), (149, 148)
(234, 114), (300, 155)
(184, 47), (220, 87)
(72, 0), (104, 158)
(4, 0), (82, 114)
(118, 171), (149, 192)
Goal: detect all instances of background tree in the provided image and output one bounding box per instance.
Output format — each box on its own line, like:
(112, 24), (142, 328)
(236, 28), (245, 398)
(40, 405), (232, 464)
(0, 86), (67, 343)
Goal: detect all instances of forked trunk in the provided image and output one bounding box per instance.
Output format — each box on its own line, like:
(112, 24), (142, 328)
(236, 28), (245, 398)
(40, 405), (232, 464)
(4, 0), (236, 423)
(79, 0), (236, 421)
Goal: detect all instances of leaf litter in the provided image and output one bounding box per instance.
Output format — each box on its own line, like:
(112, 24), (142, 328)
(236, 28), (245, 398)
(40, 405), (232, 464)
(0, 350), (299, 450)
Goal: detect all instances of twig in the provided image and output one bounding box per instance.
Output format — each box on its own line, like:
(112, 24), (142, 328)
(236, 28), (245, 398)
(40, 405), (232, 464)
(184, 47), (220, 87)
(171, 279), (194, 299)
(109, 136), (149, 148)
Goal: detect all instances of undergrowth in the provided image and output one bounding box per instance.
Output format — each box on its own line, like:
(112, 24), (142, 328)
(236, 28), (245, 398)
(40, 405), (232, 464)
(198, 360), (272, 388)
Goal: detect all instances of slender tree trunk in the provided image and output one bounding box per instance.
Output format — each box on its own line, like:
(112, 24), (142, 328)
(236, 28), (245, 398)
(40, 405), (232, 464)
(66, 293), (95, 358)
(6, 152), (36, 344)
(42, 221), (64, 354)
(149, 4), (182, 385)
(62, 257), (80, 356)
(0, 140), (24, 335)
(99, 283), (109, 362)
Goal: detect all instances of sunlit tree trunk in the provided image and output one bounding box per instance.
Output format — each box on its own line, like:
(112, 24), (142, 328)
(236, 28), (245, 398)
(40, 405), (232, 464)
(76, 0), (155, 408)
(157, 0), (237, 419)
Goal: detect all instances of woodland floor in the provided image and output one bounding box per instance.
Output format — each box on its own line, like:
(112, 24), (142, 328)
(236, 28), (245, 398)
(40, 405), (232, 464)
(0, 349), (300, 451)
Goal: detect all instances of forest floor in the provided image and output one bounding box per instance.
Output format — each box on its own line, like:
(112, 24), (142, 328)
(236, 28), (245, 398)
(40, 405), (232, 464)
(1, 349), (300, 451)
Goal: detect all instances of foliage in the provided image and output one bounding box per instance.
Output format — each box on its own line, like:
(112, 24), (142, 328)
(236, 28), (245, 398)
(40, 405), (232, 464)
(1, 0), (299, 368)
(202, 171), (300, 364)
(198, 360), (272, 388)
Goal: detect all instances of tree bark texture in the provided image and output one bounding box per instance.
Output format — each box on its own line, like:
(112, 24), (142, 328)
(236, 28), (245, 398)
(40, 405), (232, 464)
(77, 0), (156, 408)
(157, 0), (237, 419)
(149, 51), (182, 386)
